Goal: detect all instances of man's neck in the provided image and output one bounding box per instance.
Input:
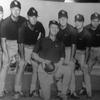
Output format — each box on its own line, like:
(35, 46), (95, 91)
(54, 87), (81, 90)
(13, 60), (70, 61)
(78, 27), (83, 33)
(11, 15), (18, 22)
(49, 34), (56, 41)
(60, 24), (67, 30)
(91, 25), (97, 31)
(27, 21), (35, 31)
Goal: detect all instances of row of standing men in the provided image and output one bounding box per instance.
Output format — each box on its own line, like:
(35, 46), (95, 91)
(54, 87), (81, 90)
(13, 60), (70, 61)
(0, 0), (100, 100)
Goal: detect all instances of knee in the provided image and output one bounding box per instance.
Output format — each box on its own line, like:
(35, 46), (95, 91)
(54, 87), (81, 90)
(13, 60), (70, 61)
(68, 61), (75, 71)
(64, 66), (72, 75)
(19, 59), (25, 67)
(82, 66), (89, 75)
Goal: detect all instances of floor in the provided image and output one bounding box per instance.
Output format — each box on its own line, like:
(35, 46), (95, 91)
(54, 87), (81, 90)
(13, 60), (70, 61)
(0, 91), (100, 100)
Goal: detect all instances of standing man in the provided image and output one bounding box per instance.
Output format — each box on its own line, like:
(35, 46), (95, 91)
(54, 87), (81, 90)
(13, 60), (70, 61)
(18, 7), (45, 96)
(31, 20), (72, 100)
(0, 5), (3, 71)
(74, 14), (92, 97)
(82, 12), (100, 96)
(0, 0), (26, 97)
(85, 12), (100, 71)
(57, 9), (79, 98)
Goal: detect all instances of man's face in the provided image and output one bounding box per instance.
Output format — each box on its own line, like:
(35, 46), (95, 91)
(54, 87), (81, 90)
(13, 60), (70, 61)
(49, 24), (59, 36)
(28, 16), (37, 25)
(58, 17), (68, 27)
(91, 18), (100, 29)
(0, 11), (3, 20)
(75, 21), (84, 30)
(11, 7), (21, 18)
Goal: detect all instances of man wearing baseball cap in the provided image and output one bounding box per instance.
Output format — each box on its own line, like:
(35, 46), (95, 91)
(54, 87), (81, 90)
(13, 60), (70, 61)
(0, 0), (26, 98)
(57, 10), (79, 99)
(84, 12), (100, 96)
(74, 14), (92, 98)
(31, 19), (72, 100)
(18, 7), (45, 97)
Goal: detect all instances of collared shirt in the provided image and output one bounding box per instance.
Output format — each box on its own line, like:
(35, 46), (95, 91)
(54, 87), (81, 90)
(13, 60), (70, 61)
(0, 16), (26, 41)
(85, 24), (100, 47)
(57, 23), (77, 47)
(33, 37), (65, 63)
(18, 21), (45, 45)
(76, 28), (92, 50)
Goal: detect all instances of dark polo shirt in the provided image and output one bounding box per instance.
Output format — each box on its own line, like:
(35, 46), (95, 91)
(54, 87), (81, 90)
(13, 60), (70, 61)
(85, 24), (100, 47)
(76, 28), (92, 50)
(33, 37), (65, 63)
(0, 16), (26, 41)
(18, 21), (45, 45)
(57, 24), (77, 47)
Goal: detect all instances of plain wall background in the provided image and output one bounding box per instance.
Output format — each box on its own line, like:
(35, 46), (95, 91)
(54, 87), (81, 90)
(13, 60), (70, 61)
(0, 0), (100, 35)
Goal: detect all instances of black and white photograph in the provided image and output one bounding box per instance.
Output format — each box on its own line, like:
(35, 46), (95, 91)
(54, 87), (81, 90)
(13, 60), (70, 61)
(0, 0), (100, 100)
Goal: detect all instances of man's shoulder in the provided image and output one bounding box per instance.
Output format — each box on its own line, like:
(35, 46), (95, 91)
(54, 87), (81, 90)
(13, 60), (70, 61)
(36, 21), (43, 27)
(85, 24), (91, 30)
(67, 23), (77, 33)
(18, 16), (26, 24)
(19, 16), (26, 21)
(1, 16), (10, 26)
(83, 27), (92, 39)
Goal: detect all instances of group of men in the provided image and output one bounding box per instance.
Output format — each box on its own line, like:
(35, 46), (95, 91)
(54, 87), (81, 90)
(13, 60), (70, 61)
(0, 0), (100, 100)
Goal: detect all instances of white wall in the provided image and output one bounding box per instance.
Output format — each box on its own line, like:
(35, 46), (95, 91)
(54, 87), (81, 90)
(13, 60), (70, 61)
(0, 0), (100, 35)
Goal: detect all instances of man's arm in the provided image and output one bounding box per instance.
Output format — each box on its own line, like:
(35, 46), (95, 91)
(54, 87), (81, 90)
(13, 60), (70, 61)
(18, 43), (25, 60)
(70, 44), (76, 62)
(84, 47), (91, 64)
(39, 23), (45, 38)
(1, 38), (9, 63)
(31, 52), (50, 64)
(18, 23), (25, 60)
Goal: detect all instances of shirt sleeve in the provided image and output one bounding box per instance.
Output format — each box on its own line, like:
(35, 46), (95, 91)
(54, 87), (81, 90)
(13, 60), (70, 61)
(71, 28), (77, 44)
(60, 43), (65, 58)
(39, 23), (45, 38)
(17, 22), (25, 43)
(33, 38), (42, 53)
(0, 21), (7, 38)
(85, 30), (92, 47)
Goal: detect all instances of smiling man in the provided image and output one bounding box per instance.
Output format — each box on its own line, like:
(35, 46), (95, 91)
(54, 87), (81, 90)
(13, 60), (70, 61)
(31, 20), (72, 100)
(0, 0), (26, 98)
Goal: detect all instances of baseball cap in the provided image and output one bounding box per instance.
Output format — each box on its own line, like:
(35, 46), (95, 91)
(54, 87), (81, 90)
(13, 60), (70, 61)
(58, 10), (68, 18)
(75, 14), (84, 22)
(10, 0), (21, 9)
(49, 20), (59, 27)
(27, 7), (38, 17)
(0, 6), (3, 12)
(91, 12), (100, 20)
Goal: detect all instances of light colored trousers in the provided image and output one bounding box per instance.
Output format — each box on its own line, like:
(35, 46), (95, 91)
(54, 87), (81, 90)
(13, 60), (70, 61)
(24, 45), (38, 92)
(0, 40), (25, 93)
(0, 47), (2, 71)
(75, 50), (91, 96)
(88, 47), (100, 70)
(38, 63), (72, 100)
(64, 47), (76, 93)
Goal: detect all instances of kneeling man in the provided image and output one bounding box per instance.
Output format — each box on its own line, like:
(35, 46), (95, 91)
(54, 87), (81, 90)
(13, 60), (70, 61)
(31, 20), (72, 100)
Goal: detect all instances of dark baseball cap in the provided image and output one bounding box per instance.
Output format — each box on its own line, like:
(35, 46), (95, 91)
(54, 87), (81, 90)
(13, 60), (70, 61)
(0, 6), (3, 12)
(27, 7), (38, 17)
(91, 12), (100, 20)
(10, 0), (21, 9)
(75, 14), (84, 22)
(58, 10), (68, 18)
(49, 20), (59, 27)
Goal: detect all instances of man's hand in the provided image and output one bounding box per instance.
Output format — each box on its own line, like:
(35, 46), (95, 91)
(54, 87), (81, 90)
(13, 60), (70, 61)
(42, 60), (55, 74)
